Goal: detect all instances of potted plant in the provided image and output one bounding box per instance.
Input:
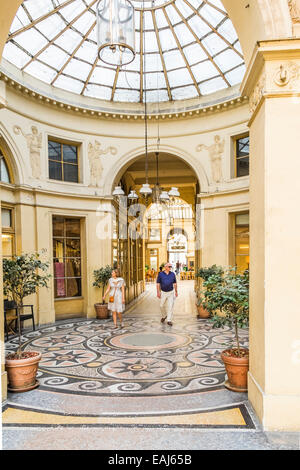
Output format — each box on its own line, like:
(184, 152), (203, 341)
(3, 251), (51, 392)
(195, 265), (223, 318)
(93, 265), (112, 319)
(204, 268), (249, 392)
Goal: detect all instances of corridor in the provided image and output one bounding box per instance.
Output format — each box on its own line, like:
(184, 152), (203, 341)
(2, 281), (285, 450)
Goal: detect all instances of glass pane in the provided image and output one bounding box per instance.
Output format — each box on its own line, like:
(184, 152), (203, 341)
(236, 213), (249, 225)
(2, 234), (14, 258)
(49, 160), (62, 180)
(65, 259), (81, 277)
(65, 219), (80, 238)
(1, 209), (12, 228)
(237, 136), (249, 157)
(65, 239), (81, 258)
(53, 217), (64, 237)
(48, 141), (61, 161)
(63, 145), (77, 163)
(53, 238), (64, 260)
(0, 157), (10, 183)
(63, 163), (78, 183)
(66, 277), (81, 297)
(54, 276), (66, 298)
(236, 157), (249, 177)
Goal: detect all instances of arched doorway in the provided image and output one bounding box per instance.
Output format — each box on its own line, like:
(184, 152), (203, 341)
(112, 151), (200, 301)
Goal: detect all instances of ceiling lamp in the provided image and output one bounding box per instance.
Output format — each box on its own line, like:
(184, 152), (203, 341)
(159, 190), (170, 203)
(139, 4), (152, 203)
(96, 0), (135, 67)
(140, 183), (152, 198)
(169, 187), (180, 199)
(128, 189), (139, 202)
(112, 185), (125, 197)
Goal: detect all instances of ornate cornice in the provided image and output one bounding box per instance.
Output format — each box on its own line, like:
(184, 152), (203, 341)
(0, 70), (248, 122)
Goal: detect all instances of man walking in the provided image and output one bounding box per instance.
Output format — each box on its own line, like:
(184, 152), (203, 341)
(156, 263), (178, 326)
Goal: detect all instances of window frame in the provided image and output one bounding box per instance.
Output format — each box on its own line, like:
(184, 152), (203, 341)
(0, 145), (13, 184)
(234, 133), (250, 178)
(48, 137), (80, 183)
(1, 205), (15, 259)
(52, 216), (83, 300)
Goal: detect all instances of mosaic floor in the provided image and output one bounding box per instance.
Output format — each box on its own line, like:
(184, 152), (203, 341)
(4, 282), (295, 449)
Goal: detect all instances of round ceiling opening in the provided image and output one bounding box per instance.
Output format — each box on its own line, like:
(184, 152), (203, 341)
(3, 0), (245, 104)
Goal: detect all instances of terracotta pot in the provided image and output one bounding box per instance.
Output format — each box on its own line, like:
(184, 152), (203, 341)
(221, 348), (249, 392)
(94, 303), (109, 319)
(196, 304), (210, 318)
(5, 351), (41, 393)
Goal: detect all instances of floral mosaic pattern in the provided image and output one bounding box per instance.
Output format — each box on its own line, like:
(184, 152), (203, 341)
(5, 317), (249, 397)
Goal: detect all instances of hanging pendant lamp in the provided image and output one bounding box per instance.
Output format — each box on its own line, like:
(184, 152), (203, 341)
(112, 185), (125, 197)
(96, 0), (135, 66)
(139, 3), (152, 202)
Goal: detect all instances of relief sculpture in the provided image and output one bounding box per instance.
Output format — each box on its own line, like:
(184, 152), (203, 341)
(196, 135), (225, 184)
(13, 125), (42, 179)
(88, 140), (117, 187)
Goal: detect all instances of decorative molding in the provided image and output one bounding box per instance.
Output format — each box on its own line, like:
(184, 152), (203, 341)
(273, 61), (300, 89)
(288, 0), (300, 23)
(13, 124), (42, 179)
(249, 74), (266, 114)
(0, 71), (249, 122)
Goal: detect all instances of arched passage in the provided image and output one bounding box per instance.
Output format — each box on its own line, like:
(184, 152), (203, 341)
(112, 151), (200, 301)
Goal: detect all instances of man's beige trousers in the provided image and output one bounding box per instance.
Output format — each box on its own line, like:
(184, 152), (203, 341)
(160, 290), (175, 322)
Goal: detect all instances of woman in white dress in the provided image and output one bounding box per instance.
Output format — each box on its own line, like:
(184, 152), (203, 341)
(103, 269), (126, 328)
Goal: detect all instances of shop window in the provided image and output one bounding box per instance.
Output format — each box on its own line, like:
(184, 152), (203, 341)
(235, 212), (249, 273)
(53, 217), (82, 298)
(2, 208), (14, 258)
(48, 140), (79, 183)
(235, 135), (249, 177)
(0, 151), (11, 183)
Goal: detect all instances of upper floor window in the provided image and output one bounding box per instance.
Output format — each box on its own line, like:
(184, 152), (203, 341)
(2, 208), (15, 259)
(0, 151), (11, 183)
(48, 140), (79, 183)
(235, 135), (249, 177)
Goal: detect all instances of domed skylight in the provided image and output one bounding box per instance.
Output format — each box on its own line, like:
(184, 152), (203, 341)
(3, 0), (245, 103)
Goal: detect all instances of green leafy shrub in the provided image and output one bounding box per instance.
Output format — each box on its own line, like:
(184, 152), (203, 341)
(93, 265), (113, 303)
(3, 251), (51, 358)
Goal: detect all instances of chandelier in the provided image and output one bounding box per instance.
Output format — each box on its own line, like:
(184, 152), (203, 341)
(96, 0), (135, 67)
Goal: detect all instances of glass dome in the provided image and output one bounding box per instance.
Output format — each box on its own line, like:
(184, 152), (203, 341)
(3, 0), (245, 103)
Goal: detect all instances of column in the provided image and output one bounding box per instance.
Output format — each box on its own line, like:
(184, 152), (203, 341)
(242, 39), (300, 431)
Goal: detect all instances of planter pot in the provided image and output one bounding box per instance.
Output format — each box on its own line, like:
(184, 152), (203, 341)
(5, 351), (41, 393)
(221, 348), (249, 392)
(196, 304), (210, 319)
(94, 303), (109, 319)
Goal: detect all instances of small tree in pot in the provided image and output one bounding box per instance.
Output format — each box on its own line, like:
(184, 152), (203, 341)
(93, 265), (112, 319)
(203, 268), (249, 391)
(3, 251), (51, 392)
(195, 265), (223, 318)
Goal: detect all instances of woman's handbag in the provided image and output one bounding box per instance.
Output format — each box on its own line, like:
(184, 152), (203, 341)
(109, 286), (117, 303)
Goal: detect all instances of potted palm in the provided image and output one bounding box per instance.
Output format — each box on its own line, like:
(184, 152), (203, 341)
(203, 268), (249, 392)
(195, 265), (223, 318)
(93, 265), (112, 319)
(3, 252), (51, 392)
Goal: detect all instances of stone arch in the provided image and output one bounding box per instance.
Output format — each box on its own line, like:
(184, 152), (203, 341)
(0, 123), (25, 185)
(0, 1), (294, 66)
(103, 143), (209, 197)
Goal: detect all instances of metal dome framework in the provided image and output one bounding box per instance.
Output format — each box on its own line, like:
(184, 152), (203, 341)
(3, 0), (245, 103)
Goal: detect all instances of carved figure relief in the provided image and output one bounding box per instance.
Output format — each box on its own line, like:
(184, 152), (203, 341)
(88, 140), (117, 187)
(288, 0), (300, 23)
(196, 135), (225, 184)
(13, 125), (42, 179)
(249, 74), (265, 114)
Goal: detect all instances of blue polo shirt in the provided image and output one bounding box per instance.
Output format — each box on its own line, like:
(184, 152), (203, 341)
(156, 271), (177, 292)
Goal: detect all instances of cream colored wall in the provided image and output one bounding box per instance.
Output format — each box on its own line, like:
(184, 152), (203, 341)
(0, 85), (250, 328)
